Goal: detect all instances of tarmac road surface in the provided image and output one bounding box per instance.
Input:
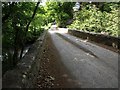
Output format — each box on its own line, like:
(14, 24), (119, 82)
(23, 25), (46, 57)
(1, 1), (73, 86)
(36, 28), (118, 88)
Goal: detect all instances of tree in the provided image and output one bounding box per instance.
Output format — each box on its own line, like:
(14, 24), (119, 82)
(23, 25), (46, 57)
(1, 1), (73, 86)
(19, 2), (40, 59)
(2, 2), (44, 74)
(68, 2), (119, 37)
(45, 2), (75, 27)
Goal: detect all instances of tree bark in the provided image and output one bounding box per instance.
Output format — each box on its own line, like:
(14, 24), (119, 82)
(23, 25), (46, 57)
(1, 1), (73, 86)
(12, 19), (19, 66)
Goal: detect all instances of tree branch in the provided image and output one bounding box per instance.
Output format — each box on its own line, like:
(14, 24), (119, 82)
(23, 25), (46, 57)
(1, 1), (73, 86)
(20, 2), (40, 59)
(25, 2), (40, 33)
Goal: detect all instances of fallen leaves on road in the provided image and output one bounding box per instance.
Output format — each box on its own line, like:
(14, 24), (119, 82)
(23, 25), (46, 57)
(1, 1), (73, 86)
(36, 65), (55, 88)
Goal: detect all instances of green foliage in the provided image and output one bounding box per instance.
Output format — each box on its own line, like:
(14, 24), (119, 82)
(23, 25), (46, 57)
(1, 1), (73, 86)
(45, 2), (75, 27)
(2, 2), (45, 74)
(68, 2), (119, 37)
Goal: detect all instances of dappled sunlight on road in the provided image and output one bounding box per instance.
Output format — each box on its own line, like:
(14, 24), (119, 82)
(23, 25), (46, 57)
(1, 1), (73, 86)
(58, 28), (68, 33)
(49, 28), (68, 34)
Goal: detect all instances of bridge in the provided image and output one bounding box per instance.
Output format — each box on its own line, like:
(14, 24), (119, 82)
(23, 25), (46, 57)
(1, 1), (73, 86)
(3, 28), (119, 88)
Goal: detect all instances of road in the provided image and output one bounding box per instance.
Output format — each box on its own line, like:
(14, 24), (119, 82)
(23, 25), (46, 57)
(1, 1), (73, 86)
(36, 28), (118, 88)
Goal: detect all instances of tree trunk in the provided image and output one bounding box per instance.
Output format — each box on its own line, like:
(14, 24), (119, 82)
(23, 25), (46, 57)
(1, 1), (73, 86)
(12, 24), (19, 66)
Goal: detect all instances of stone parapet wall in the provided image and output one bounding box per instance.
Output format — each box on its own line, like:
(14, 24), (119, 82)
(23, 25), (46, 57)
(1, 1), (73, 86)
(2, 30), (47, 88)
(68, 29), (120, 50)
